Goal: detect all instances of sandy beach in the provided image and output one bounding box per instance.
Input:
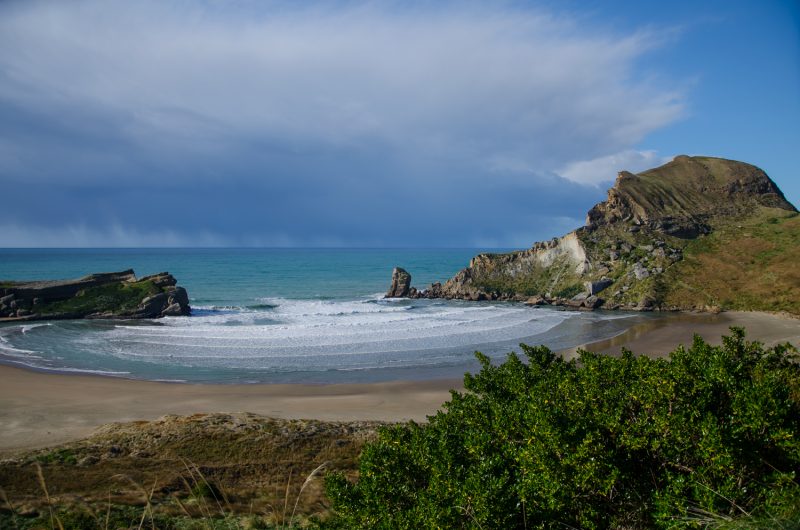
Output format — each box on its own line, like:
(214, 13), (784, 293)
(1, 310), (797, 455)
(575, 310), (800, 357)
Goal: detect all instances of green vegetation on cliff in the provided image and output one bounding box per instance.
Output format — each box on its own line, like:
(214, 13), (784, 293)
(326, 330), (800, 528)
(0, 270), (191, 320)
(472, 253), (585, 299)
(33, 280), (160, 316)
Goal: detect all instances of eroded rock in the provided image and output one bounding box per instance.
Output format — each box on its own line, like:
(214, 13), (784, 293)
(386, 267), (412, 298)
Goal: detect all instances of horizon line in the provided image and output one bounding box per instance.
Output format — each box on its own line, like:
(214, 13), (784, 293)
(0, 246), (519, 251)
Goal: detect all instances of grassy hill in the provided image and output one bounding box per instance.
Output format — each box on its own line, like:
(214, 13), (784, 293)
(664, 207), (800, 313)
(423, 155), (799, 315)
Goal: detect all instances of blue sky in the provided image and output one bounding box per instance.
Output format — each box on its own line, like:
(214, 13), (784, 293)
(1, 0), (797, 247)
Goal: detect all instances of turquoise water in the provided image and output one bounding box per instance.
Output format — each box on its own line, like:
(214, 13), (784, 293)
(0, 249), (648, 383)
(0, 248), (483, 302)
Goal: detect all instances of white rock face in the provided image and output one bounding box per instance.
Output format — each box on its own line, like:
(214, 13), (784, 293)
(534, 232), (588, 275)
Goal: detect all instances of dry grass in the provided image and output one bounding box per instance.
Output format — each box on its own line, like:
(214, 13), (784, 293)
(0, 413), (381, 526)
(664, 208), (800, 314)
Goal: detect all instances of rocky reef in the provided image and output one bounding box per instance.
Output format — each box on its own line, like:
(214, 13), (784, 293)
(388, 155), (799, 313)
(0, 269), (191, 321)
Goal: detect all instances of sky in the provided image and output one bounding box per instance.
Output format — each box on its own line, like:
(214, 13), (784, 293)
(1, 0), (797, 248)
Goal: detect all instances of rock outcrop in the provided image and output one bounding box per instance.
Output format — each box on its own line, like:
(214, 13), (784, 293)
(385, 267), (412, 298)
(389, 155), (799, 313)
(0, 270), (191, 321)
(585, 156), (794, 238)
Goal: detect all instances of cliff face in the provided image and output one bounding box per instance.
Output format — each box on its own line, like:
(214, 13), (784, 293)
(0, 270), (191, 321)
(397, 155), (799, 313)
(585, 155), (795, 238)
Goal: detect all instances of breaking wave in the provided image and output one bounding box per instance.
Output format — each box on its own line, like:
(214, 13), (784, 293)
(0, 295), (639, 383)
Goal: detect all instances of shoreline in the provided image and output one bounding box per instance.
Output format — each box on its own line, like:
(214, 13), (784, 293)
(571, 310), (799, 358)
(0, 363), (462, 455)
(1, 310), (797, 455)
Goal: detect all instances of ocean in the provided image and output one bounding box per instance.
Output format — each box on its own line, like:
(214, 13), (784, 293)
(0, 248), (649, 383)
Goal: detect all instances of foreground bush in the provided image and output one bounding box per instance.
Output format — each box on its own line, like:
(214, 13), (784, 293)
(325, 329), (800, 528)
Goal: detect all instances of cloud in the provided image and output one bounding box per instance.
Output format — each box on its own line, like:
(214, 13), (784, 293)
(0, 0), (685, 247)
(0, 223), (226, 248)
(557, 150), (673, 186)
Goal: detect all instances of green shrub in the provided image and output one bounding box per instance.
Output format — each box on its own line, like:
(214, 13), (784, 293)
(35, 448), (77, 465)
(325, 329), (800, 528)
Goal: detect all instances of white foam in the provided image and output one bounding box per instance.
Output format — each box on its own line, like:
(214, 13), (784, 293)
(0, 297), (635, 379)
(0, 344), (43, 359)
(0, 357), (130, 376)
(89, 302), (568, 368)
(21, 323), (52, 334)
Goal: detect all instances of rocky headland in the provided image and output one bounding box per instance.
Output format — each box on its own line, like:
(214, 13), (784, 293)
(388, 155), (799, 314)
(0, 270), (191, 321)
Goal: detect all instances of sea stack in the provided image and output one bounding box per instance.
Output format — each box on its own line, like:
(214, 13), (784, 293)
(385, 267), (412, 298)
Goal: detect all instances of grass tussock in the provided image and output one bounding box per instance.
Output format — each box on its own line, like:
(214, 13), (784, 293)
(0, 414), (380, 528)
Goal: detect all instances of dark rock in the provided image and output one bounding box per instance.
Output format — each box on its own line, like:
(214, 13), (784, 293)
(0, 270), (190, 321)
(167, 286), (190, 307)
(139, 292), (169, 315)
(386, 267), (412, 298)
(161, 303), (185, 317)
(8, 270), (136, 302)
(524, 295), (546, 306)
(584, 295), (603, 309)
(585, 279), (613, 296)
(140, 272), (178, 288)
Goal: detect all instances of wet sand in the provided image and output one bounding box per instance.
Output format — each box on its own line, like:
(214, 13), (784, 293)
(0, 368), (461, 455)
(1, 310), (797, 454)
(573, 310), (799, 357)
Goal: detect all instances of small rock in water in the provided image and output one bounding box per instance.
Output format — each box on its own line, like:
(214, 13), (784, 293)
(386, 267), (412, 298)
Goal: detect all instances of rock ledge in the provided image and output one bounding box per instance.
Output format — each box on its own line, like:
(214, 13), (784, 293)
(0, 269), (191, 321)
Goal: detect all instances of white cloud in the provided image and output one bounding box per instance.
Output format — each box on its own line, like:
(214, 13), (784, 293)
(557, 149), (673, 186)
(0, 1), (684, 185)
(0, 1), (690, 247)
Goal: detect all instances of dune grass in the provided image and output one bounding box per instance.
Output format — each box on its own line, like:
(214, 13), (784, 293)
(0, 415), (378, 529)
